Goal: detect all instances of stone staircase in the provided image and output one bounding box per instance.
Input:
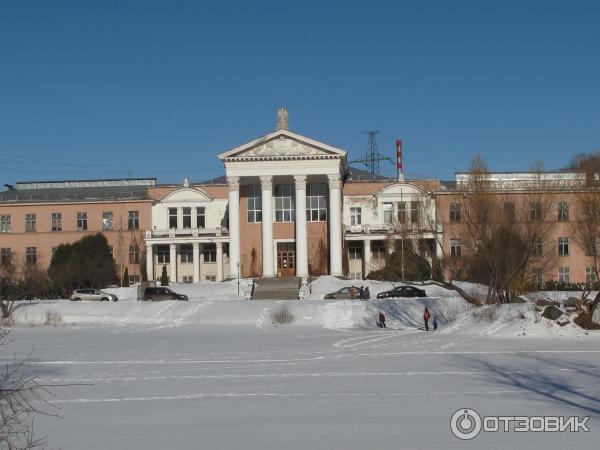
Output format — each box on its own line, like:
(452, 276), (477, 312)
(251, 277), (301, 300)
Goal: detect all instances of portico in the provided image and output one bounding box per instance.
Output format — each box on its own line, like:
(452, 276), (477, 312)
(219, 109), (346, 280)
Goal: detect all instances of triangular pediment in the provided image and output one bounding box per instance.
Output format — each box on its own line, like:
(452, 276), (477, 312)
(218, 130), (347, 160)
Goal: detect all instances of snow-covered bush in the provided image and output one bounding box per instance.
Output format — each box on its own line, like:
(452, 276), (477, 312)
(44, 309), (62, 327)
(472, 305), (499, 322)
(270, 303), (296, 325)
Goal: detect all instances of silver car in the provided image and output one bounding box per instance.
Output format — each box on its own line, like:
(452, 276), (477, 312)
(70, 289), (118, 302)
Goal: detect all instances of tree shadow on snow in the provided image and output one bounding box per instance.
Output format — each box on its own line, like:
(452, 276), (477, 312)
(452, 353), (600, 416)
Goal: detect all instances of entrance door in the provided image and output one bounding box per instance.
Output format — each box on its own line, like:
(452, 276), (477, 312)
(277, 242), (295, 277)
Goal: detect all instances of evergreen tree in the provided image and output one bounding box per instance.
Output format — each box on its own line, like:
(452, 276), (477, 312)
(48, 233), (117, 297)
(160, 265), (169, 286)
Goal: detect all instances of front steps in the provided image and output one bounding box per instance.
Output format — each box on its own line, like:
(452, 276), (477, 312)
(251, 277), (301, 300)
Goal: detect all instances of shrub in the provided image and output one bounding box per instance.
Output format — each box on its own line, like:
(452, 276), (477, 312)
(367, 250), (431, 282)
(574, 312), (600, 330)
(270, 303), (296, 325)
(44, 309), (62, 327)
(472, 305), (499, 322)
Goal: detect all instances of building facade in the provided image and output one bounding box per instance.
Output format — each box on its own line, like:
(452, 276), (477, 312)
(0, 112), (596, 287)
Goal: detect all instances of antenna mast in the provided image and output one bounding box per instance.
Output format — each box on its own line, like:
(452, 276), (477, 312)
(350, 131), (394, 179)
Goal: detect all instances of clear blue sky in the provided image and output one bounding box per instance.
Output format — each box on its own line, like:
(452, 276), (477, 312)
(1, 0), (599, 184)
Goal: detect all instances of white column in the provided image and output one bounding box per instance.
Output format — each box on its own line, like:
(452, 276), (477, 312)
(146, 244), (154, 280)
(294, 175), (308, 278)
(192, 242), (200, 283)
(216, 242), (224, 281)
(328, 174), (343, 276)
(260, 176), (275, 277)
(227, 176), (240, 278)
(363, 239), (371, 279)
(169, 243), (177, 283)
(177, 208), (183, 229)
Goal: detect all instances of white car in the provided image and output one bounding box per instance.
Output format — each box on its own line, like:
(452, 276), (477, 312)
(70, 289), (118, 302)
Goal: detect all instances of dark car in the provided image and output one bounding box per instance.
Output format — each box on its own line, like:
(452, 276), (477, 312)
(142, 287), (188, 301)
(376, 286), (427, 299)
(324, 286), (363, 300)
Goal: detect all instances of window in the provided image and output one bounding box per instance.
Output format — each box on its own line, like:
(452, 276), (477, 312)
(205, 275), (216, 282)
(450, 239), (462, 257)
(275, 184), (295, 222)
(558, 267), (570, 283)
(180, 244), (193, 263)
(531, 271), (544, 290)
(350, 207), (362, 226)
(51, 213), (62, 231)
(0, 248), (10, 265)
(168, 208), (178, 229)
(398, 202), (407, 223)
(348, 244), (362, 260)
(531, 238), (543, 256)
(586, 267), (597, 285)
(129, 275), (140, 285)
(128, 245), (140, 264)
(247, 185), (262, 223)
(558, 237), (569, 256)
(306, 184), (327, 222)
(157, 245), (170, 264)
(0, 215), (11, 233)
(410, 201), (421, 223)
(383, 203), (393, 224)
(25, 214), (36, 232)
(76, 212), (87, 231)
(182, 207), (192, 228)
(128, 211), (139, 230)
(196, 207), (206, 228)
(349, 272), (361, 280)
(372, 242), (386, 260)
(102, 212), (113, 230)
(530, 202), (541, 221)
(182, 276), (193, 284)
(557, 202), (569, 221)
(203, 244), (216, 263)
(503, 202), (515, 221)
(449, 203), (461, 222)
(25, 247), (37, 265)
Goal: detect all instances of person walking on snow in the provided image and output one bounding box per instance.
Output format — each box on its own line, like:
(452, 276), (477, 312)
(423, 307), (430, 331)
(433, 315), (438, 330)
(364, 286), (370, 299)
(377, 311), (386, 328)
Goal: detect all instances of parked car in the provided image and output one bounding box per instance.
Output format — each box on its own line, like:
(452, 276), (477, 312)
(70, 289), (118, 302)
(142, 287), (188, 301)
(324, 286), (363, 300)
(376, 286), (427, 299)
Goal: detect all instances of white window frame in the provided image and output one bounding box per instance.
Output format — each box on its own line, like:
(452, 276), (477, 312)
(128, 245), (140, 264)
(76, 212), (87, 231)
(168, 208), (178, 229)
(128, 211), (139, 230)
(350, 207), (362, 226)
(180, 244), (193, 263)
(383, 203), (393, 224)
(102, 212), (113, 230)
(558, 267), (570, 283)
(558, 237), (569, 256)
(182, 207), (192, 229)
(275, 184), (295, 223)
(450, 239), (462, 257)
(196, 207), (206, 228)
(157, 245), (170, 264)
(25, 214), (36, 232)
(203, 244), (217, 263)
(247, 185), (262, 223)
(557, 201), (569, 221)
(306, 184), (327, 222)
(51, 213), (62, 232)
(0, 215), (11, 233)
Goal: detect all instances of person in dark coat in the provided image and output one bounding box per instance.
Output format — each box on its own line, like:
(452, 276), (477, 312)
(359, 286), (366, 299)
(423, 307), (430, 331)
(433, 316), (438, 330)
(364, 286), (370, 299)
(377, 311), (386, 328)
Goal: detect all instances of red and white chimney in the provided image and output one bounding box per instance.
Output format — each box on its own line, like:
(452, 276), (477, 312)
(396, 139), (404, 181)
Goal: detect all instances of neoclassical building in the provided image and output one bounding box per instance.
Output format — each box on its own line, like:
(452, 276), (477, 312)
(0, 109), (596, 286)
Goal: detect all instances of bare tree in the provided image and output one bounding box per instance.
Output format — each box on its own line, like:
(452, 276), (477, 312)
(452, 156), (555, 303)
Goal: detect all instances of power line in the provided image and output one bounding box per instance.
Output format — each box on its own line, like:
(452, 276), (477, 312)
(349, 131), (394, 178)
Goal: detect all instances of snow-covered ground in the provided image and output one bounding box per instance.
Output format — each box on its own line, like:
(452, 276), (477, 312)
(3, 277), (599, 449)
